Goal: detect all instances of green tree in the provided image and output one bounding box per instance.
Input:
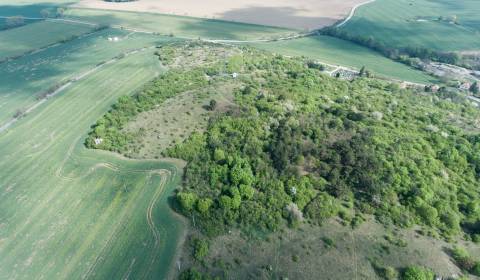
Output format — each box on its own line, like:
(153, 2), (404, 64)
(359, 66), (366, 77)
(470, 82), (479, 95)
(177, 192), (198, 212)
(196, 198), (213, 215)
(40, 9), (50, 18)
(192, 238), (209, 261)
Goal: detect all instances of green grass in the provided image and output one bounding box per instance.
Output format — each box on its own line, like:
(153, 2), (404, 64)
(0, 20), (95, 60)
(0, 28), (170, 126)
(0, 48), (185, 279)
(249, 35), (437, 84)
(65, 8), (294, 40)
(341, 0), (480, 52)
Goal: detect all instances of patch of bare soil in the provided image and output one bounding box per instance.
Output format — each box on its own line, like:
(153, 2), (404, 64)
(75, 0), (366, 30)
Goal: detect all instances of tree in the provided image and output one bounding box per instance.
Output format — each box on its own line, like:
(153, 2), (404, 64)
(208, 99), (217, 111)
(5, 16), (24, 28)
(40, 9), (50, 18)
(359, 66), (366, 77)
(56, 7), (65, 18)
(177, 192), (198, 212)
(470, 82), (479, 95)
(196, 198), (213, 215)
(192, 238), (209, 261)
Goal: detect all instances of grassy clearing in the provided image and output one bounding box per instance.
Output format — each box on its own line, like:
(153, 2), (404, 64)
(0, 28), (170, 126)
(0, 20), (95, 60)
(123, 82), (237, 159)
(249, 35), (437, 84)
(65, 8), (294, 40)
(180, 218), (475, 279)
(0, 48), (184, 279)
(341, 0), (480, 52)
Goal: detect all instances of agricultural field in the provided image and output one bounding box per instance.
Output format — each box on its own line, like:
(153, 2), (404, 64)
(2, 1), (480, 280)
(65, 8), (294, 40)
(0, 28), (168, 127)
(0, 48), (186, 279)
(340, 0), (480, 52)
(250, 35), (437, 84)
(0, 20), (95, 61)
(75, 0), (365, 30)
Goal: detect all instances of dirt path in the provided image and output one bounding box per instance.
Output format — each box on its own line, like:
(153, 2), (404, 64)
(336, 0), (377, 28)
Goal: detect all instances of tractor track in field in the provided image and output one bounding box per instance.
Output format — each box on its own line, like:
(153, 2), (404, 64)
(81, 169), (171, 280)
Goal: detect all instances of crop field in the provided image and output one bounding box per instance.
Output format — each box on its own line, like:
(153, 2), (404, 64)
(0, 46), (185, 279)
(75, 0), (365, 30)
(250, 35), (437, 84)
(0, 28), (169, 127)
(0, 20), (95, 61)
(65, 8), (294, 40)
(340, 0), (480, 52)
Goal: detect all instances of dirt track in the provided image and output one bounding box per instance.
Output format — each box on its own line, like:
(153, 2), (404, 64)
(75, 0), (365, 30)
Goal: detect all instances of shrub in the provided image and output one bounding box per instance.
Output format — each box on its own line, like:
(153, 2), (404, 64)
(192, 238), (209, 262)
(401, 266), (434, 280)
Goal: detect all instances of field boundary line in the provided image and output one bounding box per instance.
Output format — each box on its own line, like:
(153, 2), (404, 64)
(0, 46), (154, 134)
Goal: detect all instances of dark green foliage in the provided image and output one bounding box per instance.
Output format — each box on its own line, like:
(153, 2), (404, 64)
(470, 82), (479, 95)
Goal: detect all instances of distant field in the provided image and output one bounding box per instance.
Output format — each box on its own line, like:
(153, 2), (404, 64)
(340, 0), (480, 52)
(0, 20), (95, 61)
(0, 28), (169, 126)
(75, 0), (364, 30)
(66, 8), (294, 40)
(250, 35), (437, 84)
(0, 49), (185, 279)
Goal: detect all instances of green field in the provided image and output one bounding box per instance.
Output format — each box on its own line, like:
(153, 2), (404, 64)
(65, 8), (294, 40)
(0, 20), (95, 61)
(0, 28), (169, 126)
(250, 35), (437, 84)
(0, 48), (186, 279)
(341, 0), (480, 52)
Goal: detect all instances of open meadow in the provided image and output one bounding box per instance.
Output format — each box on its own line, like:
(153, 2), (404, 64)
(340, 0), (480, 52)
(0, 43), (186, 279)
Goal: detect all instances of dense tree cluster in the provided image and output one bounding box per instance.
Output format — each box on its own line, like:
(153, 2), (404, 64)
(164, 49), (480, 239)
(87, 45), (480, 242)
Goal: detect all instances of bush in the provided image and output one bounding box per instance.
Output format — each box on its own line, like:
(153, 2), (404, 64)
(192, 238), (209, 262)
(401, 266), (434, 280)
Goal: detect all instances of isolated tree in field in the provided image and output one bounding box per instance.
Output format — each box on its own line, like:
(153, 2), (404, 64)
(40, 9), (50, 18)
(56, 7), (65, 18)
(470, 81), (479, 95)
(6, 16), (24, 28)
(208, 99), (217, 111)
(359, 66), (366, 77)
